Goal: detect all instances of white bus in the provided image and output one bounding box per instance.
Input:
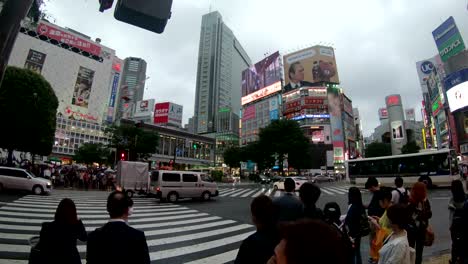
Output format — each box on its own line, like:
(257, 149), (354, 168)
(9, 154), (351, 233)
(346, 149), (460, 187)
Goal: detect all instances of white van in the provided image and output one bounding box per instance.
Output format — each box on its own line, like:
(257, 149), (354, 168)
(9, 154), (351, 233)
(149, 170), (218, 202)
(0, 166), (52, 195)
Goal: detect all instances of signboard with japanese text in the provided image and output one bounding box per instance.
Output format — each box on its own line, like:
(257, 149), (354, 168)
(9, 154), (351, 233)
(154, 102), (170, 124)
(24, 49), (46, 74)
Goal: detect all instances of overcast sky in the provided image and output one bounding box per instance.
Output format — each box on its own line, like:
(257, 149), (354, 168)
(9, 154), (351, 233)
(46, 0), (468, 136)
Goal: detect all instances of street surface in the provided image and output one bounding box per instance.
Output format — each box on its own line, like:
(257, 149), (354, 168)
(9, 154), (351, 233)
(0, 182), (453, 263)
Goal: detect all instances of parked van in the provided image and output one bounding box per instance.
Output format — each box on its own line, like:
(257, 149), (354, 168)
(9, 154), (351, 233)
(149, 170), (218, 202)
(0, 166), (52, 195)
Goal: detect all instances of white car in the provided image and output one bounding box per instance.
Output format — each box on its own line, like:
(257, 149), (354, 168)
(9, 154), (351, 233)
(0, 166), (52, 195)
(273, 177), (308, 191)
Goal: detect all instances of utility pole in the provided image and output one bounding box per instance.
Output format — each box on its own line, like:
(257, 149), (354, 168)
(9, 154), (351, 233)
(0, 0), (35, 86)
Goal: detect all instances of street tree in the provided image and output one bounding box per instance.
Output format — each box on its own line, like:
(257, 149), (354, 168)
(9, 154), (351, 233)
(74, 143), (109, 166)
(0, 66), (58, 165)
(223, 146), (242, 170)
(365, 142), (392, 158)
(106, 124), (159, 162)
(401, 141), (421, 154)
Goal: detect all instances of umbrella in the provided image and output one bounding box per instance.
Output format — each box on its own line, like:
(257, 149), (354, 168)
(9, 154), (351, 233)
(105, 168), (115, 173)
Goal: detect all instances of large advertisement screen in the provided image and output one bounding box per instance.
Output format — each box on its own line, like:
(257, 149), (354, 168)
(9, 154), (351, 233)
(283, 46), (339, 93)
(446, 81), (468, 112)
(241, 81), (281, 105)
(154, 102), (170, 124)
(432, 16), (466, 62)
(71, 66), (94, 108)
(242, 51), (281, 97)
(24, 49), (46, 74)
(168, 103), (183, 126)
(328, 87), (343, 142)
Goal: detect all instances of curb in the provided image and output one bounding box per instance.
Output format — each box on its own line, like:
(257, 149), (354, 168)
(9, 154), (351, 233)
(423, 253), (450, 264)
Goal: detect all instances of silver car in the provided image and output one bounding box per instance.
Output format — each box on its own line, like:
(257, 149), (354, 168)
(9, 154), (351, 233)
(0, 166), (52, 195)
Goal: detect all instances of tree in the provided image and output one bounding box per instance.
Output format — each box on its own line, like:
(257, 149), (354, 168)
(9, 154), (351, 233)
(105, 124), (159, 162)
(401, 141), (420, 154)
(0, 67), (58, 165)
(223, 146), (242, 169)
(365, 142), (392, 158)
(74, 143), (110, 165)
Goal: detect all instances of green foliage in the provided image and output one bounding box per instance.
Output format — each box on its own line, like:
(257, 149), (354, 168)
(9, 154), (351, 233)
(0, 67), (58, 161)
(401, 141), (421, 154)
(365, 142), (392, 158)
(105, 124), (159, 161)
(210, 170), (223, 182)
(74, 143), (109, 165)
(223, 146), (242, 168)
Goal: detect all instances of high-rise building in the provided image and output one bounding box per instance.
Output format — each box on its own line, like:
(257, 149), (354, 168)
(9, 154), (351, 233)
(116, 57), (147, 120)
(194, 11), (251, 135)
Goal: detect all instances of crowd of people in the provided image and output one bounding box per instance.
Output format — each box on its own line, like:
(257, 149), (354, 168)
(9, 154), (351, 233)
(28, 176), (468, 264)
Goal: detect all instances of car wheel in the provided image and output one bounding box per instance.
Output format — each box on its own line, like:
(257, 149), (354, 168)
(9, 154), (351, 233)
(202, 191), (211, 201)
(32, 185), (43, 195)
(167, 192), (179, 203)
(125, 190), (134, 198)
(273, 185), (278, 191)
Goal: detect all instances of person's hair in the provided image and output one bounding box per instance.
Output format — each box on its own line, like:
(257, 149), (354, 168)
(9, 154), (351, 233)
(107, 191), (133, 218)
(284, 178), (296, 192)
(410, 182), (427, 204)
(251, 195), (276, 228)
(323, 202), (341, 224)
(280, 219), (348, 264)
(365, 176), (379, 189)
(376, 187), (392, 202)
(348, 186), (363, 206)
(299, 182), (321, 206)
(394, 176), (404, 188)
(386, 204), (410, 229)
(54, 198), (78, 225)
(288, 62), (301, 80)
(451, 180), (466, 203)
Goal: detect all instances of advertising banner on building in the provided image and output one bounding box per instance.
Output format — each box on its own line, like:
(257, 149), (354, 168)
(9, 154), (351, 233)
(134, 99), (155, 118)
(106, 73), (120, 122)
(283, 46), (340, 93)
(432, 96), (444, 116)
(71, 66), (94, 108)
(154, 102), (170, 124)
(405, 108), (416, 121)
(24, 49), (46, 74)
(328, 87), (344, 142)
(242, 105), (256, 121)
(241, 81), (281, 105)
(444, 68), (468, 91)
(242, 51), (281, 97)
(378, 108), (388, 119)
(37, 22), (102, 57)
(416, 55), (446, 102)
(168, 103), (183, 126)
(269, 97), (279, 120)
(391, 120), (404, 140)
(343, 96), (353, 116)
(446, 81), (467, 112)
(432, 16), (466, 62)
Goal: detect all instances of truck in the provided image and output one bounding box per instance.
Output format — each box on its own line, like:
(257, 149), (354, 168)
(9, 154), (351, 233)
(116, 161), (150, 198)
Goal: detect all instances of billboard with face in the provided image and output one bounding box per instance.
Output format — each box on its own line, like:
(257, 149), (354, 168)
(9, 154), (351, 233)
(71, 66), (94, 108)
(283, 46), (339, 93)
(242, 51), (281, 97)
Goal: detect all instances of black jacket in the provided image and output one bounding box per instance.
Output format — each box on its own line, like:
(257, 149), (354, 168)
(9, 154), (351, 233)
(283, 80), (315, 93)
(234, 228), (280, 264)
(86, 221), (150, 264)
(39, 220), (87, 264)
(367, 193), (385, 217)
(345, 204), (365, 238)
(273, 193), (303, 222)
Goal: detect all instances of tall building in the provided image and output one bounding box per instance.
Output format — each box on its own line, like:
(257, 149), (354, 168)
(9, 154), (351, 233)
(116, 57), (147, 120)
(194, 11), (251, 135)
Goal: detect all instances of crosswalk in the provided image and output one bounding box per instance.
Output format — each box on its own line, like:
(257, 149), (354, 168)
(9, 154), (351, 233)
(0, 191), (255, 264)
(217, 185), (354, 199)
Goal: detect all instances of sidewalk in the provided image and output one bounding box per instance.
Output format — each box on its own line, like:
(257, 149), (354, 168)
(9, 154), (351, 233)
(424, 253), (450, 264)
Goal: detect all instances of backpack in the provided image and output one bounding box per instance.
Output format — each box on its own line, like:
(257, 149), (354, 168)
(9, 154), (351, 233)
(359, 210), (371, 237)
(450, 200), (467, 240)
(395, 188), (409, 204)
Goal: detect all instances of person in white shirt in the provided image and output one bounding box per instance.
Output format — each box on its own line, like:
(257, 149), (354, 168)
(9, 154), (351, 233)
(378, 204), (415, 264)
(391, 177), (409, 204)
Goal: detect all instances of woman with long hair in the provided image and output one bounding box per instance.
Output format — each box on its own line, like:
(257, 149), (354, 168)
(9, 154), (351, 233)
(38, 198), (87, 264)
(408, 182), (432, 264)
(345, 187), (366, 264)
(448, 180), (467, 264)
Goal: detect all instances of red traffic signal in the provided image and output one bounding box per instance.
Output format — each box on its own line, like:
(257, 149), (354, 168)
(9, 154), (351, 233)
(120, 151), (126, 161)
(99, 0), (114, 12)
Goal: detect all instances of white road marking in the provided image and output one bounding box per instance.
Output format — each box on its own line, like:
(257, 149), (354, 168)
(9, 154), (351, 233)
(241, 189), (258, 197)
(184, 249), (239, 264)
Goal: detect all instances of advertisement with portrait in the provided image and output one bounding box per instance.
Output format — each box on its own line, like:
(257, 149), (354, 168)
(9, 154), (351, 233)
(391, 120), (404, 140)
(333, 141), (344, 164)
(134, 99), (155, 118)
(168, 103), (183, 126)
(242, 51), (281, 97)
(328, 87), (344, 143)
(378, 108), (388, 119)
(154, 102), (170, 124)
(283, 46), (340, 93)
(71, 66), (94, 108)
(405, 108), (416, 121)
(24, 49), (46, 74)
(432, 16), (466, 62)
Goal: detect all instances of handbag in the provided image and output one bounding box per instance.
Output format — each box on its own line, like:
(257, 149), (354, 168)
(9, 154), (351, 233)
(424, 225), (434, 247)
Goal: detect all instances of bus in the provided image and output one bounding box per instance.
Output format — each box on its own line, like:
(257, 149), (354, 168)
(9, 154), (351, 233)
(346, 149), (460, 187)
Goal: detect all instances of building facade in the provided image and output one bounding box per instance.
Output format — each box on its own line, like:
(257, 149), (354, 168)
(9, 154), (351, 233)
(116, 57), (147, 120)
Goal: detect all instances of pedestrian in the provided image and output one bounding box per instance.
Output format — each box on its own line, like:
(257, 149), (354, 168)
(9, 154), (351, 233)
(369, 188), (393, 264)
(266, 219), (349, 264)
(36, 198), (87, 264)
(407, 182), (432, 264)
(448, 180), (467, 264)
(365, 176), (385, 264)
(273, 178), (303, 222)
(299, 182), (323, 220)
(346, 187), (369, 264)
(86, 191), (150, 264)
(324, 202), (354, 264)
(378, 204), (415, 264)
(392, 177), (409, 205)
(235, 195), (279, 264)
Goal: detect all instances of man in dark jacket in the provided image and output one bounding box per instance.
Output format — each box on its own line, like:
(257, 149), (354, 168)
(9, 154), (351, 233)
(86, 191), (150, 264)
(365, 176), (385, 217)
(273, 178), (303, 222)
(299, 182), (323, 220)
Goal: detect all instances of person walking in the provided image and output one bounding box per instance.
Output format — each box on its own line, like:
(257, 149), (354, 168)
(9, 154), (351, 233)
(407, 182), (432, 264)
(235, 195), (279, 264)
(346, 187), (367, 264)
(37, 198), (87, 264)
(86, 191), (150, 264)
(365, 177), (385, 264)
(299, 182), (323, 220)
(273, 178), (303, 222)
(378, 204), (414, 264)
(448, 180), (467, 264)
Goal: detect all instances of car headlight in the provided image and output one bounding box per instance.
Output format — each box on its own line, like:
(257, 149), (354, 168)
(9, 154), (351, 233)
(46, 182), (51, 186)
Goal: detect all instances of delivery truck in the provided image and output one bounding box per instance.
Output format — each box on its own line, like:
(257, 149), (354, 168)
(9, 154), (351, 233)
(116, 161), (150, 198)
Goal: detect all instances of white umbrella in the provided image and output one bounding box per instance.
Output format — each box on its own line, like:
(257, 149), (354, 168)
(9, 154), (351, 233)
(105, 168), (115, 173)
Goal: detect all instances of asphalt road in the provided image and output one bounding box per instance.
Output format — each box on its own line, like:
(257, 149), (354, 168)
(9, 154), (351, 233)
(0, 182), (454, 263)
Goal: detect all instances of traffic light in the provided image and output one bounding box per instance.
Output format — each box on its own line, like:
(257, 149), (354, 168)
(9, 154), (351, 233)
(98, 0), (114, 12)
(119, 151), (126, 161)
(193, 143), (200, 150)
(114, 0), (173, 34)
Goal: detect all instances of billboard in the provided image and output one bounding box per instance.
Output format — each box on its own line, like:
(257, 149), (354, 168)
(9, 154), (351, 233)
(168, 103), (183, 126)
(241, 81), (281, 105)
(24, 49), (46, 74)
(242, 105), (256, 121)
(446, 81), (467, 112)
(378, 108), (388, 119)
(154, 102), (170, 124)
(405, 108), (416, 121)
(391, 120), (404, 139)
(431, 96), (443, 116)
(432, 16), (466, 62)
(242, 51), (281, 97)
(343, 96), (353, 115)
(134, 99), (155, 118)
(328, 87), (344, 142)
(283, 46), (339, 93)
(71, 66), (94, 108)
(444, 68), (468, 90)
(106, 73), (120, 122)
(269, 96), (279, 121)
